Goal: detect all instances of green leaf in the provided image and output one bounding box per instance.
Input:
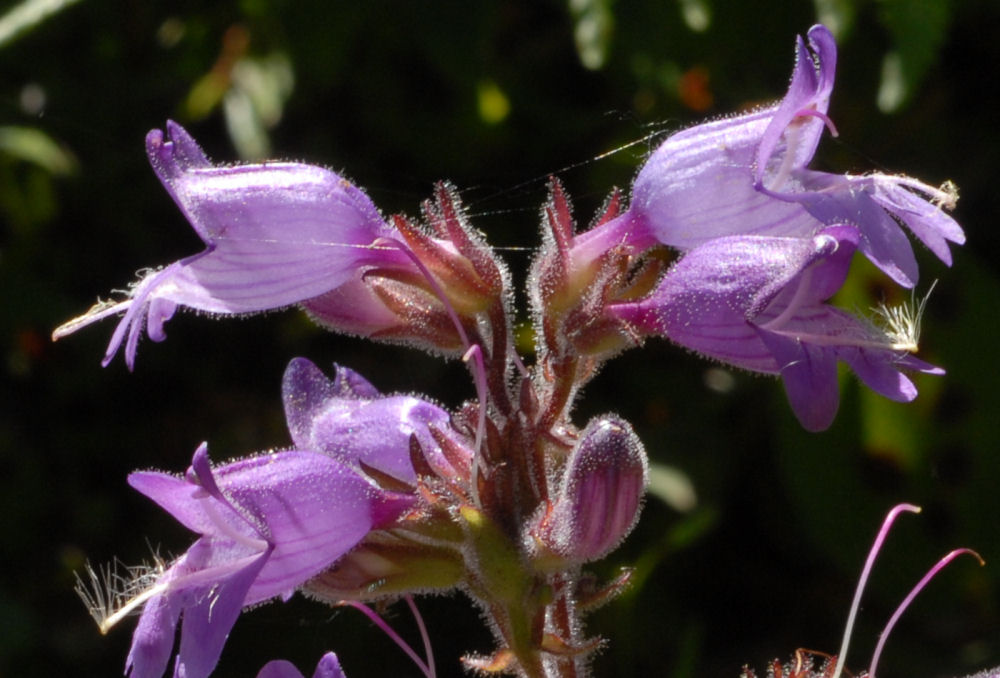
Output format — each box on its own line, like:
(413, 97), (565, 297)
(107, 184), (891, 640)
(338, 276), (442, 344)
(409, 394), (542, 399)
(647, 461), (698, 513)
(569, 0), (615, 70)
(0, 126), (76, 175)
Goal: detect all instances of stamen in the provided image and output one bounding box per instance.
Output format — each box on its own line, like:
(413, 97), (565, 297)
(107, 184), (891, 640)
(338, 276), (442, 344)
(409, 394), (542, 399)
(760, 268), (817, 332)
(890, 176), (959, 210)
(52, 298), (131, 341)
(381, 236), (490, 506)
(868, 548), (984, 678)
(406, 594), (437, 678)
(342, 600), (433, 678)
(935, 180), (960, 210)
(763, 280), (936, 354)
(766, 121), (804, 191)
(795, 107), (840, 137)
(831, 503), (921, 678)
(462, 344), (487, 509)
(870, 280), (936, 353)
(200, 497), (269, 552)
(766, 110), (840, 192)
(74, 557), (168, 634)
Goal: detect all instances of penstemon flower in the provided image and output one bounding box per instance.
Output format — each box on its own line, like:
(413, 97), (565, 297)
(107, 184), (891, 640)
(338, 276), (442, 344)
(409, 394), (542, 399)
(608, 225), (942, 430)
(581, 24), (963, 288)
(53, 122), (417, 370)
(108, 444), (411, 678)
(61, 23), (970, 678)
(52, 125), (504, 369)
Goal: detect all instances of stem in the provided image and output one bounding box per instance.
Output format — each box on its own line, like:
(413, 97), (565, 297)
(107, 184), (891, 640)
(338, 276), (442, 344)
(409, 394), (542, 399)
(487, 298), (515, 415)
(538, 356), (578, 431)
(550, 574), (581, 678)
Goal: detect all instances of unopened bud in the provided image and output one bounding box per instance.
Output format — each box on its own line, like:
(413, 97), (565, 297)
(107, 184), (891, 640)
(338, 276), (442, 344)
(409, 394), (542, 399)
(535, 415), (647, 563)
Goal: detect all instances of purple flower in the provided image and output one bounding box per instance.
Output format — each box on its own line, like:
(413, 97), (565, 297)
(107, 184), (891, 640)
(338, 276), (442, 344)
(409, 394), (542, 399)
(124, 444), (411, 678)
(53, 121), (413, 369)
(584, 24), (962, 288)
(610, 225), (942, 430)
(257, 652), (346, 678)
(282, 357), (466, 484)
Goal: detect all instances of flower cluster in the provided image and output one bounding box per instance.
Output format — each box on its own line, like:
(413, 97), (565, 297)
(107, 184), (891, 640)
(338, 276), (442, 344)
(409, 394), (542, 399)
(563, 24), (961, 429)
(59, 24), (963, 678)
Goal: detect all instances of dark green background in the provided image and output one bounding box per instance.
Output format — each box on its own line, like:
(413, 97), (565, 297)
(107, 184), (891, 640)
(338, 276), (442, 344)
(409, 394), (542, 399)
(3, 1), (1000, 676)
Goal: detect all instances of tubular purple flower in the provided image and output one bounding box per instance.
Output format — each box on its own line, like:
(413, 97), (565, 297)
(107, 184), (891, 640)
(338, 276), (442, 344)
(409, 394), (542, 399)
(257, 652), (347, 678)
(593, 24), (962, 288)
(282, 357), (467, 484)
(53, 121), (414, 369)
(122, 444), (411, 678)
(610, 225), (943, 430)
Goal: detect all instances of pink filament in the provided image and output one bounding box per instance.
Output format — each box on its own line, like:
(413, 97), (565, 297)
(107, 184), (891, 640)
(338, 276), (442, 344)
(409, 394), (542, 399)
(342, 600), (433, 678)
(868, 548), (984, 678)
(831, 503), (921, 678)
(406, 594), (436, 678)
(381, 237), (489, 504)
(795, 107), (840, 137)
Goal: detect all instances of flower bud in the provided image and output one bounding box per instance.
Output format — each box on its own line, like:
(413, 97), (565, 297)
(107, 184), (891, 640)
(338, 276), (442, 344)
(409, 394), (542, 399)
(535, 415), (647, 563)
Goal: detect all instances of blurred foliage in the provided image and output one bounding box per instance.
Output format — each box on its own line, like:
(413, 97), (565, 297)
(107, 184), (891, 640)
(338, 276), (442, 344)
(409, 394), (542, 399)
(0, 0), (81, 48)
(2, 0), (999, 677)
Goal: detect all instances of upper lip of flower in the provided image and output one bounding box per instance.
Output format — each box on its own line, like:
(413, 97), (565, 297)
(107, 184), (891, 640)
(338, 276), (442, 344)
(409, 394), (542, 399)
(753, 24), (838, 190)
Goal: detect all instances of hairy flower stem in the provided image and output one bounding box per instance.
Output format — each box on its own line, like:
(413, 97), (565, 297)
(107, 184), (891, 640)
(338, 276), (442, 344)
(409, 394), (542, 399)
(549, 573), (583, 678)
(537, 357), (578, 432)
(486, 298), (515, 416)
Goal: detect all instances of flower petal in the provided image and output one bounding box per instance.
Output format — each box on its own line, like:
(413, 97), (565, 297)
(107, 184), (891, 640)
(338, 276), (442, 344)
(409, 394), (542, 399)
(755, 24), (837, 185)
(256, 653), (346, 678)
(281, 358), (451, 483)
(173, 548), (269, 678)
(630, 109), (821, 250)
(282, 358), (380, 451)
(624, 23), (962, 290)
(75, 122), (418, 369)
(124, 582), (183, 678)
(870, 175), (965, 265)
(312, 653), (348, 678)
(840, 347), (918, 402)
(612, 232), (836, 373)
(299, 277), (402, 338)
(783, 170), (922, 287)
(217, 451), (399, 603)
(128, 457), (216, 537)
(756, 326), (840, 431)
(147, 122), (392, 254)
(256, 660), (306, 678)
